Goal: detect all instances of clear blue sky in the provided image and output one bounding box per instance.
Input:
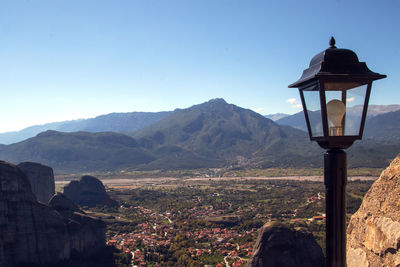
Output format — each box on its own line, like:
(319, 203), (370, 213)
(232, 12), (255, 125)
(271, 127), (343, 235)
(1, 0), (399, 133)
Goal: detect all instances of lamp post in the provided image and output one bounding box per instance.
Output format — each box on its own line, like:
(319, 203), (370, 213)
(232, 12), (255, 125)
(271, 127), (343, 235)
(288, 37), (386, 267)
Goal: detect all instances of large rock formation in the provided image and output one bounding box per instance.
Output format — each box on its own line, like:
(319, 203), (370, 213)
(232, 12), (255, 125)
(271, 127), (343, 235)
(49, 192), (82, 218)
(17, 162), (55, 204)
(63, 175), (118, 207)
(0, 161), (106, 266)
(49, 192), (106, 255)
(347, 154), (400, 267)
(247, 222), (324, 267)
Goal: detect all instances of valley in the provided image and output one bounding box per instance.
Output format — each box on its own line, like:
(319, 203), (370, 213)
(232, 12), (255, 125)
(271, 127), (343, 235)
(0, 99), (398, 266)
(76, 175), (375, 266)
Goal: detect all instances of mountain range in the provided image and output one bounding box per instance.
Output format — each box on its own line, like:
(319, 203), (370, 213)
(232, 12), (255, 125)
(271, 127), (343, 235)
(0, 111), (171, 145)
(275, 104), (400, 133)
(363, 110), (400, 141)
(0, 99), (399, 173)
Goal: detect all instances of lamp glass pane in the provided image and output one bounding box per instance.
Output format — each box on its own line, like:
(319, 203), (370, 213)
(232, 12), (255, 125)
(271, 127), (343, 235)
(344, 84), (368, 136)
(323, 83), (368, 136)
(303, 84), (323, 137)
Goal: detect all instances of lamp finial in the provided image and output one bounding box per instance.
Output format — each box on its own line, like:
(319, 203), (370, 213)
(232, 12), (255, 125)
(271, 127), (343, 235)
(329, 36), (336, 48)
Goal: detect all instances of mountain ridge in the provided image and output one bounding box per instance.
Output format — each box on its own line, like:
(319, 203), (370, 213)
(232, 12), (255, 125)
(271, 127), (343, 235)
(0, 111), (171, 145)
(2, 102), (398, 145)
(275, 104), (400, 132)
(0, 99), (398, 173)
(0, 99), (320, 172)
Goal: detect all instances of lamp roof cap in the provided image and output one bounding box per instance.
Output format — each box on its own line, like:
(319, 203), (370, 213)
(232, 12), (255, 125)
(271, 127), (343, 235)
(289, 37), (386, 88)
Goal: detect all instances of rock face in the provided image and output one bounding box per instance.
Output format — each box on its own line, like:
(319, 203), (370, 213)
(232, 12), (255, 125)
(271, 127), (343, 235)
(347, 154), (400, 267)
(49, 192), (82, 218)
(0, 161), (106, 266)
(17, 162), (55, 204)
(49, 192), (106, 256)
(63, 175), (118, 207)
(247, 222), (324, 267)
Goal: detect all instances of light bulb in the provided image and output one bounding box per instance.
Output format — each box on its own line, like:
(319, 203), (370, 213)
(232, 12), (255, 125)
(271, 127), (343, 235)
(327, 99), (345, 136)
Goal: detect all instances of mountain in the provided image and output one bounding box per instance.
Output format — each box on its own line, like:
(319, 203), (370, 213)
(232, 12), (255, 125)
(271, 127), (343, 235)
(0, 99), (321, 172)
(348, 139), (400, 168)
(276, 104), (400, 132)
(264, 113), (289, 121)
(0, 111), (171, 145)
(2, 103), (397, 145)
(0, 99), (398, 173)
(350, 104), (400, 117)
(275, 111), (308, 132)
(363, 110), (400, 141)
(0, 131), (155, 173)
(0, 121), (67, 145)
(133, 98), (321, 168)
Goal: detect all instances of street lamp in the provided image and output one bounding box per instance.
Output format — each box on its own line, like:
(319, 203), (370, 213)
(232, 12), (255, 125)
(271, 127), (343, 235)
(288, 37), (386, 267)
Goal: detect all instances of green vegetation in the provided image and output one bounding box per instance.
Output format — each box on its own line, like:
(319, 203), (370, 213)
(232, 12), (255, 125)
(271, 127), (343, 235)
(85, 178), (373, 266)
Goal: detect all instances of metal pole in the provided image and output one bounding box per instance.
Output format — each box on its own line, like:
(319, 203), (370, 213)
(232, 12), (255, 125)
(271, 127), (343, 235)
(324, 149), (347, 267)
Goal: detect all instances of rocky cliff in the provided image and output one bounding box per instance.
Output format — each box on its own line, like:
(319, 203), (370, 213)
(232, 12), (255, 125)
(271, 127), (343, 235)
(17, 161), (55, 204)
(347, 154), (400, 267)
(0, 161), (106, 266)
(49, 192), (106, 256)
(247, 222), (324, 267)
(63, 175), (118, 207)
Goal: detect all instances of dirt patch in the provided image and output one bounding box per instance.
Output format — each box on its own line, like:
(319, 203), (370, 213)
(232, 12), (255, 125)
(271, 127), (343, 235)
(55, 175), (377, 189)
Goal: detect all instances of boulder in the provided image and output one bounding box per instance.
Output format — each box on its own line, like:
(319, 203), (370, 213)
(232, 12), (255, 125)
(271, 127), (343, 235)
(247, 222), (324, 267)
(63, 175), (118, 207)
(0, 161), (106, 266)
(347, 154), (400, 267)
(18, 162), (55, 204)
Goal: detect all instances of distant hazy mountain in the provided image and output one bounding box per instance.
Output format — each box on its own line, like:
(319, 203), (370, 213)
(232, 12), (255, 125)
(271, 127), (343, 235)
(276, 104), (400, 132)
(364, 110), (400, 141)
(275, 111), (307, 132)
(264, 113), (289, 121)
(0, 122), (66, 145)
(350, 104), (400, 117)
(0, 111), (171, 145)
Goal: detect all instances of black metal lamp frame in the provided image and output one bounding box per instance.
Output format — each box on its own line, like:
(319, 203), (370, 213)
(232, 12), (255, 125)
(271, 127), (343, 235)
(289, 37), (386, 267)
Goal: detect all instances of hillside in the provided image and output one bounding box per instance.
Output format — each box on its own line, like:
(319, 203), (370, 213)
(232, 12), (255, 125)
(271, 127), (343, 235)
(134, 98), (321, 168)
(0, 99), (321, 172)
(0, 131), (155, 173)
(0, 111), (171, 145)
(363, 110), (400, 141)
